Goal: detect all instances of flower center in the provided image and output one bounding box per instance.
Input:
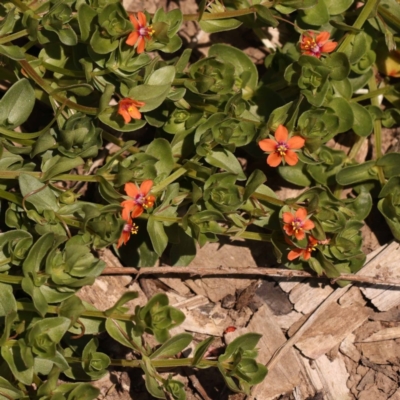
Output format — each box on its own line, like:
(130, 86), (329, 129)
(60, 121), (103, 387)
(139, 25), (155, 37)
(134, 193), (145, 205)
(276, 141), (288, 156)
(291, 218), (304, 233)
(123, 222), (139, 235)
(303, 38), (320, 53)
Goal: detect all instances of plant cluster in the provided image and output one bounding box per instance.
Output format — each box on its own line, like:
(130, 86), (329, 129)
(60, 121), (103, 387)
(0, 0), (400, 397)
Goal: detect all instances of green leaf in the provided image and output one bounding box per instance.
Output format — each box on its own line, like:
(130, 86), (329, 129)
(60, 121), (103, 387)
(66, 383), (100, 400)
(298, 0), (330, 25)
(0, 376), (24, 399)
(147, 216), (168, 256)
(279, 162), (312, 187)
(278, 0), (317, 9)
(0, 79), (35, 129)
(192, 336), (214, 366)
(41, 155), (85, 181)
(105, 291), (139, 316)
(199, 18), (242, 33)
(58, 295), (86, 326)
(324, 0), (353, 14)
(0, 44), (25, 60)
(98, 110), (147, 132)
(244, 170), (267, 200)
(105, 319), (142, 351)
(77, 3), (97, 42)
(336, 160), (378, 185)
(325, 53), (350, 81)
(254, 4), (278, 26)
(267, 102), (293, 131)
(19, 174), (59, 212)
(377, 153), (400, 178)
(327, 97), (354, 133)
(146, 138), (175, 176)
(209, 44), (259, 92)
(23, 232), (54, 275)
(150, 333), (193, 359)
(349, 102), (373, 137)
(205, 149), (246, 180)
(1, 342), (33, 385)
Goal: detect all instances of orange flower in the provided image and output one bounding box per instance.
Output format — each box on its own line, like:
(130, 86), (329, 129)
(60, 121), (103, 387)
(126, 12), (155, 54)
(282, 208), (315, 241)
(300, 31), (337, 58)
(259, 125), (305, 167)
(287, 235), (319, 261)
(121, 180), (156, 220)
(117, 98), (145, 124)
(117, 219), (139, 248)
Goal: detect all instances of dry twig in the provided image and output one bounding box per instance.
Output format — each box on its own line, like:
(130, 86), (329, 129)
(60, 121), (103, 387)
(101, 266), (400, 287)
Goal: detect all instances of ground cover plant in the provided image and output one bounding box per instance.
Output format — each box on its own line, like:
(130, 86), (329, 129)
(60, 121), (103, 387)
(0, 0), (400, 398)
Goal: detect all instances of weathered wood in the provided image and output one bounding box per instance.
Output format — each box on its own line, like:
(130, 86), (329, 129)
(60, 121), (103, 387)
(314, 355), (353, 400)
(360, 241), (400, 311)
(230, 305), (307, 400)
(294, 300), (371, 359)
(360, 326), (400, 343)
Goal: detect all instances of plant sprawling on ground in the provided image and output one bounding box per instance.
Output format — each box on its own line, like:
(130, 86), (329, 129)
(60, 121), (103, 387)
(0, 0), (399, 397)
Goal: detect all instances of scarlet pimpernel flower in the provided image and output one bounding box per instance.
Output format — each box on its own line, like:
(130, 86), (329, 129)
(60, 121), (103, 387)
(121, 180), (156, 220)
(283, 208), (315, 241)
(118, 98), (145, 124)
(126, 12), (155, 54)
(117, 219), (139, 248)
(287, 235), (318, 261)
(300, 31), (337, 58)
(258, 125), (305, 167)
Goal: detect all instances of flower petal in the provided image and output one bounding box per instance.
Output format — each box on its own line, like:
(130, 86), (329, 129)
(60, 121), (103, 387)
(320, 41), (337, 54)
(295, 208), (308, 220)
(316, 31), (330, 45)
(295, 230), (305, 241)
(136, 37), (145, 54)
(118, 108), (131, 124)
(274, 125), (288, 142)
(121, 201), (134, 221)
(283, 224), (294, 236)
(128, 105), (141, 120)
(288, 248), (303, 261)
(131, 204), (144, 218)
(287, 136), (305, 150)
(284, 150), (299, 166)
(137, 11), (147, 27)
(283, 212), (295, 223)
(117, 231), (130, 248)
(267, 152), (282, 167)
(303, 219), (315, 230)
(259, 138), (277, 152)
(129, 14), (139, 30)
(126, 31), (140, 46)
(140, 180), (154, 196)
(303, 249), (312, 260)
(125, 182), (139, 198)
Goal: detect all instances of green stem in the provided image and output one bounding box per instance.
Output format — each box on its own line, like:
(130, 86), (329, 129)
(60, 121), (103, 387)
(350, 85), (395, 103)
(182, 1), (273, 21)
(16, 301), (136, 321)
(65, 356), (218, 369)
(0, 30), (29, 45)
(18, 60), (98, 115)
(337, 0), (381, 53)
(368, 75), (386, 185)
(219, 230), (271, 241)
(348, 135), (366, 160)
(0, 274), (23, 285)
(0, 189), (22, 206)
(0, 170), (115, 182)
(101, 131), (139, 154)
